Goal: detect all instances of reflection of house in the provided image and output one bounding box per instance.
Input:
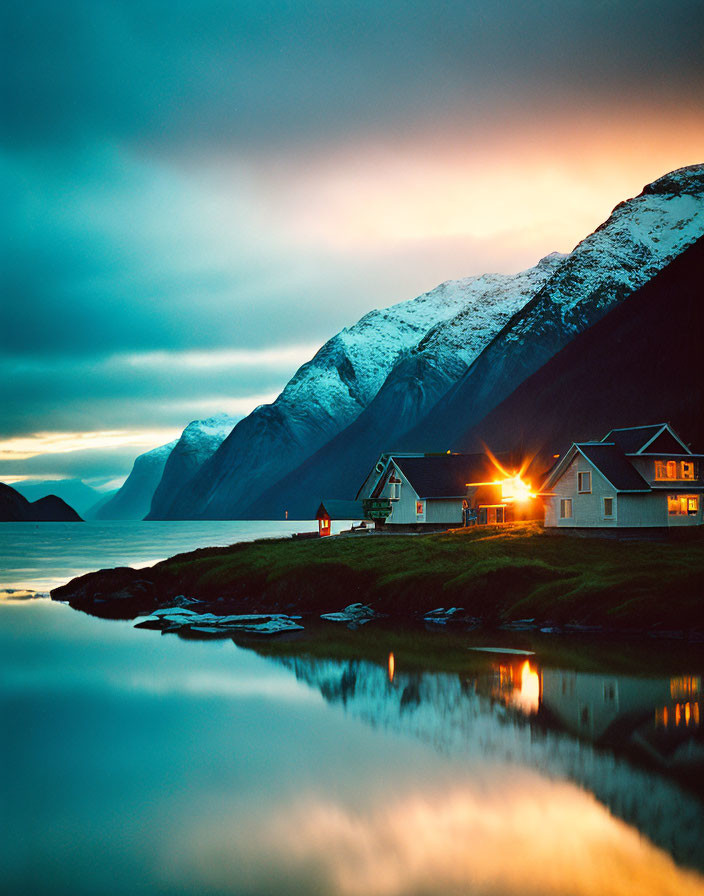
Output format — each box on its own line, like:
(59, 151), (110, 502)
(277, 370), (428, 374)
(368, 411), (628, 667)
(315, 499), (369, 537)
(543, 423), (704, 529)
(473, 658), (541, 715)
(541, 669), (672, 741)
(357, 452), (542, 531)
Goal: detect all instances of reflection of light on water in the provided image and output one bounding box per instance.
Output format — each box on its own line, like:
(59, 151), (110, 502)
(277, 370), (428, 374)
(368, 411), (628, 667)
(656, 701), (701, 728)
(509, 660), (540, 715)
(670, 676), (700, 700)
(388, 652), (395, 684)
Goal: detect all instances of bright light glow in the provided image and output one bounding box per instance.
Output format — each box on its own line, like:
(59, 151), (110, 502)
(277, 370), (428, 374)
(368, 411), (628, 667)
(388, 652), (395, 684)
(501, 475), (535, 503)
(0, 430), (181, 461)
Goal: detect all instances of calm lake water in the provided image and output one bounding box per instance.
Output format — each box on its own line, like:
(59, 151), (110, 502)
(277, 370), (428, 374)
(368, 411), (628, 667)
(0, 520), (330, 593)
(1, 524), (703, 895)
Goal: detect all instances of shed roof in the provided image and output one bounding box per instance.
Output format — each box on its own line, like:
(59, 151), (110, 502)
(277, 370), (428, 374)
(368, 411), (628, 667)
(394, 453), (505, 498)
(576, 443), (651, 492)
(316, 499), (368, 520)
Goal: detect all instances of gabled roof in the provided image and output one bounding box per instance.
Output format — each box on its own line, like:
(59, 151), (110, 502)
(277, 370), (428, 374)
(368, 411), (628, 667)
(576, 443), (651, 492)
(316, 499), (368, 520)
(602, 423), (690, 455)
(393, 453), (504, 499)
(355, 452), (423, 500)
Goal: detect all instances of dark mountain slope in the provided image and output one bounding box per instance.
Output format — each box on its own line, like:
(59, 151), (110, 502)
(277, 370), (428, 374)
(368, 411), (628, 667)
(397, 164), (704, 453)
(457, 235), (704, 476)
(0, 483), (83, 522)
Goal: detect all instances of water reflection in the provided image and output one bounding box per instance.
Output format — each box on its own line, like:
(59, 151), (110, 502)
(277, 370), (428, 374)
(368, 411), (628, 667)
(2, 601), (703, 896)
(277, 649), (704, 874)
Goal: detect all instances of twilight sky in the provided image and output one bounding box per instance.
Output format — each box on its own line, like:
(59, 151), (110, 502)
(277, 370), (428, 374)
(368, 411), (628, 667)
(2, 0), (703, 488)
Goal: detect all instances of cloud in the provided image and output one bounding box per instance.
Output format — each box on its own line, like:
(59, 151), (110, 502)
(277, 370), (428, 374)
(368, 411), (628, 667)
(167, 783), (704, 896)
(3, 0), (703, 481)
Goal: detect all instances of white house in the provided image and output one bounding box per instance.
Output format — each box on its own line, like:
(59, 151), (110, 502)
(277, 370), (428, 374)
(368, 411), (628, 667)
(357, 452), (541, 530)
(543, 423), (704, 529)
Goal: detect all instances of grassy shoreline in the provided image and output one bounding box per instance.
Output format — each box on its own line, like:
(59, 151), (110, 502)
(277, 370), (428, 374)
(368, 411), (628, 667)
(51, 522), (704, 631)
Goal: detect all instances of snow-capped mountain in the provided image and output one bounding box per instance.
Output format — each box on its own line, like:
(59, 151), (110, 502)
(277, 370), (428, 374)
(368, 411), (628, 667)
(245, 253), (566, 518)
(93, 440), (177, 520)
(136, 163), (704, 520)
(147, 414), (238, 519)
(398, 163), (704, 452)
(247, 164), (704, 517)
(155, 270), (553, 519)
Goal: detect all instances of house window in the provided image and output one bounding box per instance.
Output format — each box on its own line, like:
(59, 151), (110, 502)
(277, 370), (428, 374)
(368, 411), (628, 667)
(655, 460), (677, 480)
(416, 501), (424, 516)
(578, 471), (591, 493)
(681, 461), (695, 480)
(603, 497), (614, 518)
(668, 495), (699, 516)
(388, 477), (401, 500)
(560, 498), (573, 519)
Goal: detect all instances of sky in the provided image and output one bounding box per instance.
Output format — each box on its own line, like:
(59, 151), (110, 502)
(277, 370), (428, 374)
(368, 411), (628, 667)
(2, 0), (703, 489)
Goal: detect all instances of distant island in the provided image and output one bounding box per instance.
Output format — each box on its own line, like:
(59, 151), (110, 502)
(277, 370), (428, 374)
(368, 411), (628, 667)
(0, 483), (82, 522)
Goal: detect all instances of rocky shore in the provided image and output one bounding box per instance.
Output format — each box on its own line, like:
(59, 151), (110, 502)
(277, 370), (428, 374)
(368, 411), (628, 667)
(50, 523), (704, 636)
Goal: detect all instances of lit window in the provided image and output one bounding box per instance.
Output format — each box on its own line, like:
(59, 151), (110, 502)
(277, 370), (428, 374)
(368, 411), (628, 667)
(668, 495), (699, 516)
(560, 498), (572, 519)
(603, 497), (614, 518)
(681, 461), (695, 480)
(578, 472), (591, 493)
(656, 460), (676, 480)
(416, 501), (424, 516)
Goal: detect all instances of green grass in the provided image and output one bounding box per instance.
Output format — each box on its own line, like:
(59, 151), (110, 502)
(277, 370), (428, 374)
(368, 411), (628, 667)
(149, 522), (704, 630)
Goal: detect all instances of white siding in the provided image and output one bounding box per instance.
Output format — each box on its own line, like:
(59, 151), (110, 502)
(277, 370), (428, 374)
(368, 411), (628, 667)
(383, 465), (420, 525)
(546, 455), (703, 528)
(426, 498), (464, 525)
(616, 493), (668, 527)
(545, 455), (618, 528)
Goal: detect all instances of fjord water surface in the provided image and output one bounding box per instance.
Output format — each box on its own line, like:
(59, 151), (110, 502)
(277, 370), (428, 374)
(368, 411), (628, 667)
(0, 519), (323, 593)
(1, 596), (703, 896)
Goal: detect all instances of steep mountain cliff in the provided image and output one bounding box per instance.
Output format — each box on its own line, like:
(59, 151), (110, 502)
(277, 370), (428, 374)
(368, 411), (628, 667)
(146, 415), (237, 519)
(155, 270), (551, 518)
(397, 164), (704, 453)
(457, 234), (704, 472)
(245, 254), (565, 518)
(93, 440), (177, 520)
(252, 164), (704, 517)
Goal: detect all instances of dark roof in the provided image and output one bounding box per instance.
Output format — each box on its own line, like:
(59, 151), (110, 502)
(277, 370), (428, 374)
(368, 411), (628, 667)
(394, 453), (506, 498)
(602, 424), (667, 454)
(316, 499), (367, 520)
(576, 443), (651, 492)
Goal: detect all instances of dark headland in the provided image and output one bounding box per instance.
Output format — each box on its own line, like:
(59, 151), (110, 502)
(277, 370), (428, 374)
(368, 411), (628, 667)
(0, 483), (83, 522)
(51, 523), (704, 634)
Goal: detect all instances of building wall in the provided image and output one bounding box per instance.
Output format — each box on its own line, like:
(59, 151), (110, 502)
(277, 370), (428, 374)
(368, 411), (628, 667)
(615, 493), (668, 527)
(384, 465), (421, 525)
(546, 454), (704, 528)
(545, 455), (619, 528)
(425, 498), (464, 524)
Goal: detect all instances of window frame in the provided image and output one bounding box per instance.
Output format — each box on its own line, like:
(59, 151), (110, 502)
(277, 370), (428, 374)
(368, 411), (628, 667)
(603, 496), (615, 519)
(577, 471), (592, 494)
(681, 461), (695, 481)
(559, 498), (573, 519)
